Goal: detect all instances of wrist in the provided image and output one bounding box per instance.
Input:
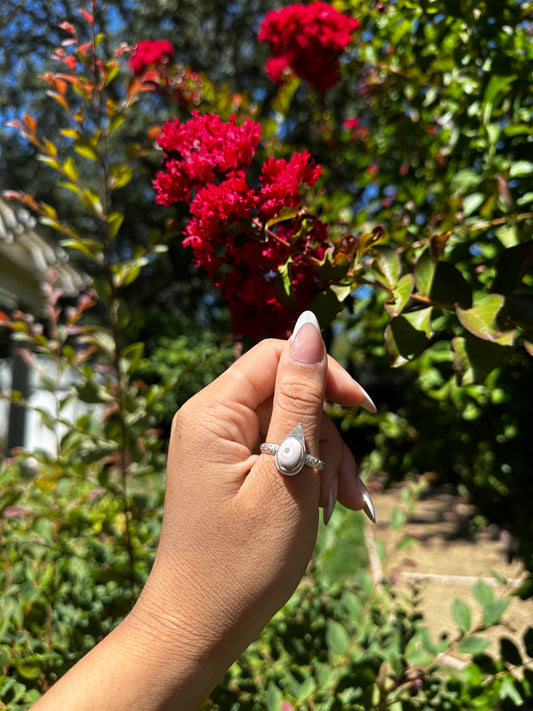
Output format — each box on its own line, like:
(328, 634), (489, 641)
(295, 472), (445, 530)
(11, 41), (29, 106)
(122, 565), (255, 709)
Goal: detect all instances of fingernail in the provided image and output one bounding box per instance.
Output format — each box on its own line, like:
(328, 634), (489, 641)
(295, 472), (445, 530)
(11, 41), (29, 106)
(324, 478), (338, 525)
(290, 311), (324, 364)
(358, 384), (377, 413)
(357, 477), (376, 523)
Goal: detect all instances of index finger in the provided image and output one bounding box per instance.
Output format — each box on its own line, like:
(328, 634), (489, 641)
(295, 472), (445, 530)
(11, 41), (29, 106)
(198, 338), (374, 411)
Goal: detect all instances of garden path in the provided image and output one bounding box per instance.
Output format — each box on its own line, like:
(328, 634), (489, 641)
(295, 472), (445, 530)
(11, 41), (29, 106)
(364, 483), (532, 668)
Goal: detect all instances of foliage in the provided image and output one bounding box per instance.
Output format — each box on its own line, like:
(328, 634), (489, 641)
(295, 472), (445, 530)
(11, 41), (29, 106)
(330, 301), (533, 572)
(3, 464), (532, 709)
(1, 0), (533, 708)
(0, 8), (228, 703)
(206, 501), (533, 710)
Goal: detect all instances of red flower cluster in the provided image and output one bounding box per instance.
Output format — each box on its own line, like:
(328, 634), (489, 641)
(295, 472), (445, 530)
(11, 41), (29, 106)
(129, 40), (203, 107)
(154, 112), (329, 339)
(129, 39), (175, 75)
(258, 2), (359, 91)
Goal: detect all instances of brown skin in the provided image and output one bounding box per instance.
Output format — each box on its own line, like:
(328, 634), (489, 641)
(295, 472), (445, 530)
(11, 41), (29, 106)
(33, 325), (369, 710)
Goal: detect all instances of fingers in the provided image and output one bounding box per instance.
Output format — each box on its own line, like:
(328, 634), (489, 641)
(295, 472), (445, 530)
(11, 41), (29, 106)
(239, 312), (327, 535)
(326, 356), (377, 412)
(195, 337), (375, 422)
(317, 416), (376, 524)
(265, 311), (326, 459)
(189, 309), (377, 525)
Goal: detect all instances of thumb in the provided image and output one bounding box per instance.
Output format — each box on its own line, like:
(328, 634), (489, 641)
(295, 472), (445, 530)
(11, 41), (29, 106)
(237, 313), (328, 615)
(247, 310), (327, 526)
(266, 310), (327, 467)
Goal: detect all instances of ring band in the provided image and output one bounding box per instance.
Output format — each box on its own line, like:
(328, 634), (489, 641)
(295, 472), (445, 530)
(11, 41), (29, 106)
(260, 423), (324, 476)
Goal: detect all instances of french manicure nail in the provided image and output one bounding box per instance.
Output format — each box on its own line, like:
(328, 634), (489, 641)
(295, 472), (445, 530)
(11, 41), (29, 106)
(290, 310), (324, 364)
(324, 478), (338, 526)
(358, 384), (377, 414)
(357, 477), (376, 523)
(362, 491), (376, 523)
(292, 310), (321, 338)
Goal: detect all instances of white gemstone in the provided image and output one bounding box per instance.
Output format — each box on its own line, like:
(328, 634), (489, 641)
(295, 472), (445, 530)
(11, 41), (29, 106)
(276, 437), (304, 474)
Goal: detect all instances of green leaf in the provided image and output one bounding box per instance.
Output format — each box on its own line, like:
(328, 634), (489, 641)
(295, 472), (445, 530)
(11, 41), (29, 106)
(37, 154), (61, 171)
(403, 307), (432, 337)
(315, 250), (350, 283)
(326, 619), (350, 656)
(390, 507), (405, 531)
(297, 676), (315, 702)
(452, 598), (471, 634)
(385, 274), (413, 317)
(385, 310), (431, 366)
(482, 598), (510, 626)
(461, 663), (483, 687)
(309, 287), (345, 328)
(456, 294), (507, 342)
(81, 188), (104, 217)
(61, 237), (103, 260)
(430, 262), (472, 309)
(265, 683), (283, 711)
(509, 160), (533, 178)
(342, 590), (362, 620)
(265, 206), (299, 232)
(63, 156), (78, 182)
(74, 138), (99, 161)
(79, 440), (117, 464)
(109, 112), (126, 133)
(492, 243), (533, 295)
(16, 658), (42, 680)
(75, 381), (115, 404)
(451, 168), (483, 193)
(414, 249), (435, 296)
(275, 261), (295, 306)
(463, 192), (485, 217)
(0, 646), (10, 669)
(473, 580), (494, 607)
(60, 127), (81, 140)
(372, 245), (400, 289)
(457, 636), (490, 655)
(453, 333), (511, 383)
(120, 343), (144, 375)
(112, 257), (149, 288)
(482, 74), (516, 124)
(104, 63), (120, 86)
(517, 191), (533, 206)
(405, 635), (435, 667)
(495, 224), (520, 248)
(109, 163), (133, 189)
(512, 577), (533, 600)
(107, 212), (124, 239)
(500, 676), (523, 706)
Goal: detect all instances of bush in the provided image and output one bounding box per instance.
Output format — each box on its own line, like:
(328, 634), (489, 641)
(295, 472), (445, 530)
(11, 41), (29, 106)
(1, 2), (532, 707)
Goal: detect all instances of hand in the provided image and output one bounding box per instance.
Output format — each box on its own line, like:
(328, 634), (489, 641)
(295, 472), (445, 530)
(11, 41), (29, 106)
(33, 311), (376, 711)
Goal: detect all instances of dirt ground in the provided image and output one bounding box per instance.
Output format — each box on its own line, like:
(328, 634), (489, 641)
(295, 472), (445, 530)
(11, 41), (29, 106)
(364, 483), (532, 667)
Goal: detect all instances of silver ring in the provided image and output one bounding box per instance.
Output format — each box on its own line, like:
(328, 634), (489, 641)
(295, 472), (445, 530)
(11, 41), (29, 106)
(260, 423), (324, 476)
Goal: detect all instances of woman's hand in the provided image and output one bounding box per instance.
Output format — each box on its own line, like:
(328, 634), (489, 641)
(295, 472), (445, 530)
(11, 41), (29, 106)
(33, 311), (375, 711)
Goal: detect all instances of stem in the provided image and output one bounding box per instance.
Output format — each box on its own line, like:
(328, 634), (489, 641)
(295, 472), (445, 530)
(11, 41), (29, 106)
(88, 14), (137, 592)
(410, 292), (455, 311)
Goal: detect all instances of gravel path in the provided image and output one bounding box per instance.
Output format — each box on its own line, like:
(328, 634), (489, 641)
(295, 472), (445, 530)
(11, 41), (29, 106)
(365, 483), (531, 667)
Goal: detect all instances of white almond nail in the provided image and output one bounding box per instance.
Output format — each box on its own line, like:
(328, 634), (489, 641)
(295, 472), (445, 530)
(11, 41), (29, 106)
(292, 310), (321, 338)
(359, 385), (377, 413)
(362, 491), (376, 523)
(324, 479), (338, 525)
